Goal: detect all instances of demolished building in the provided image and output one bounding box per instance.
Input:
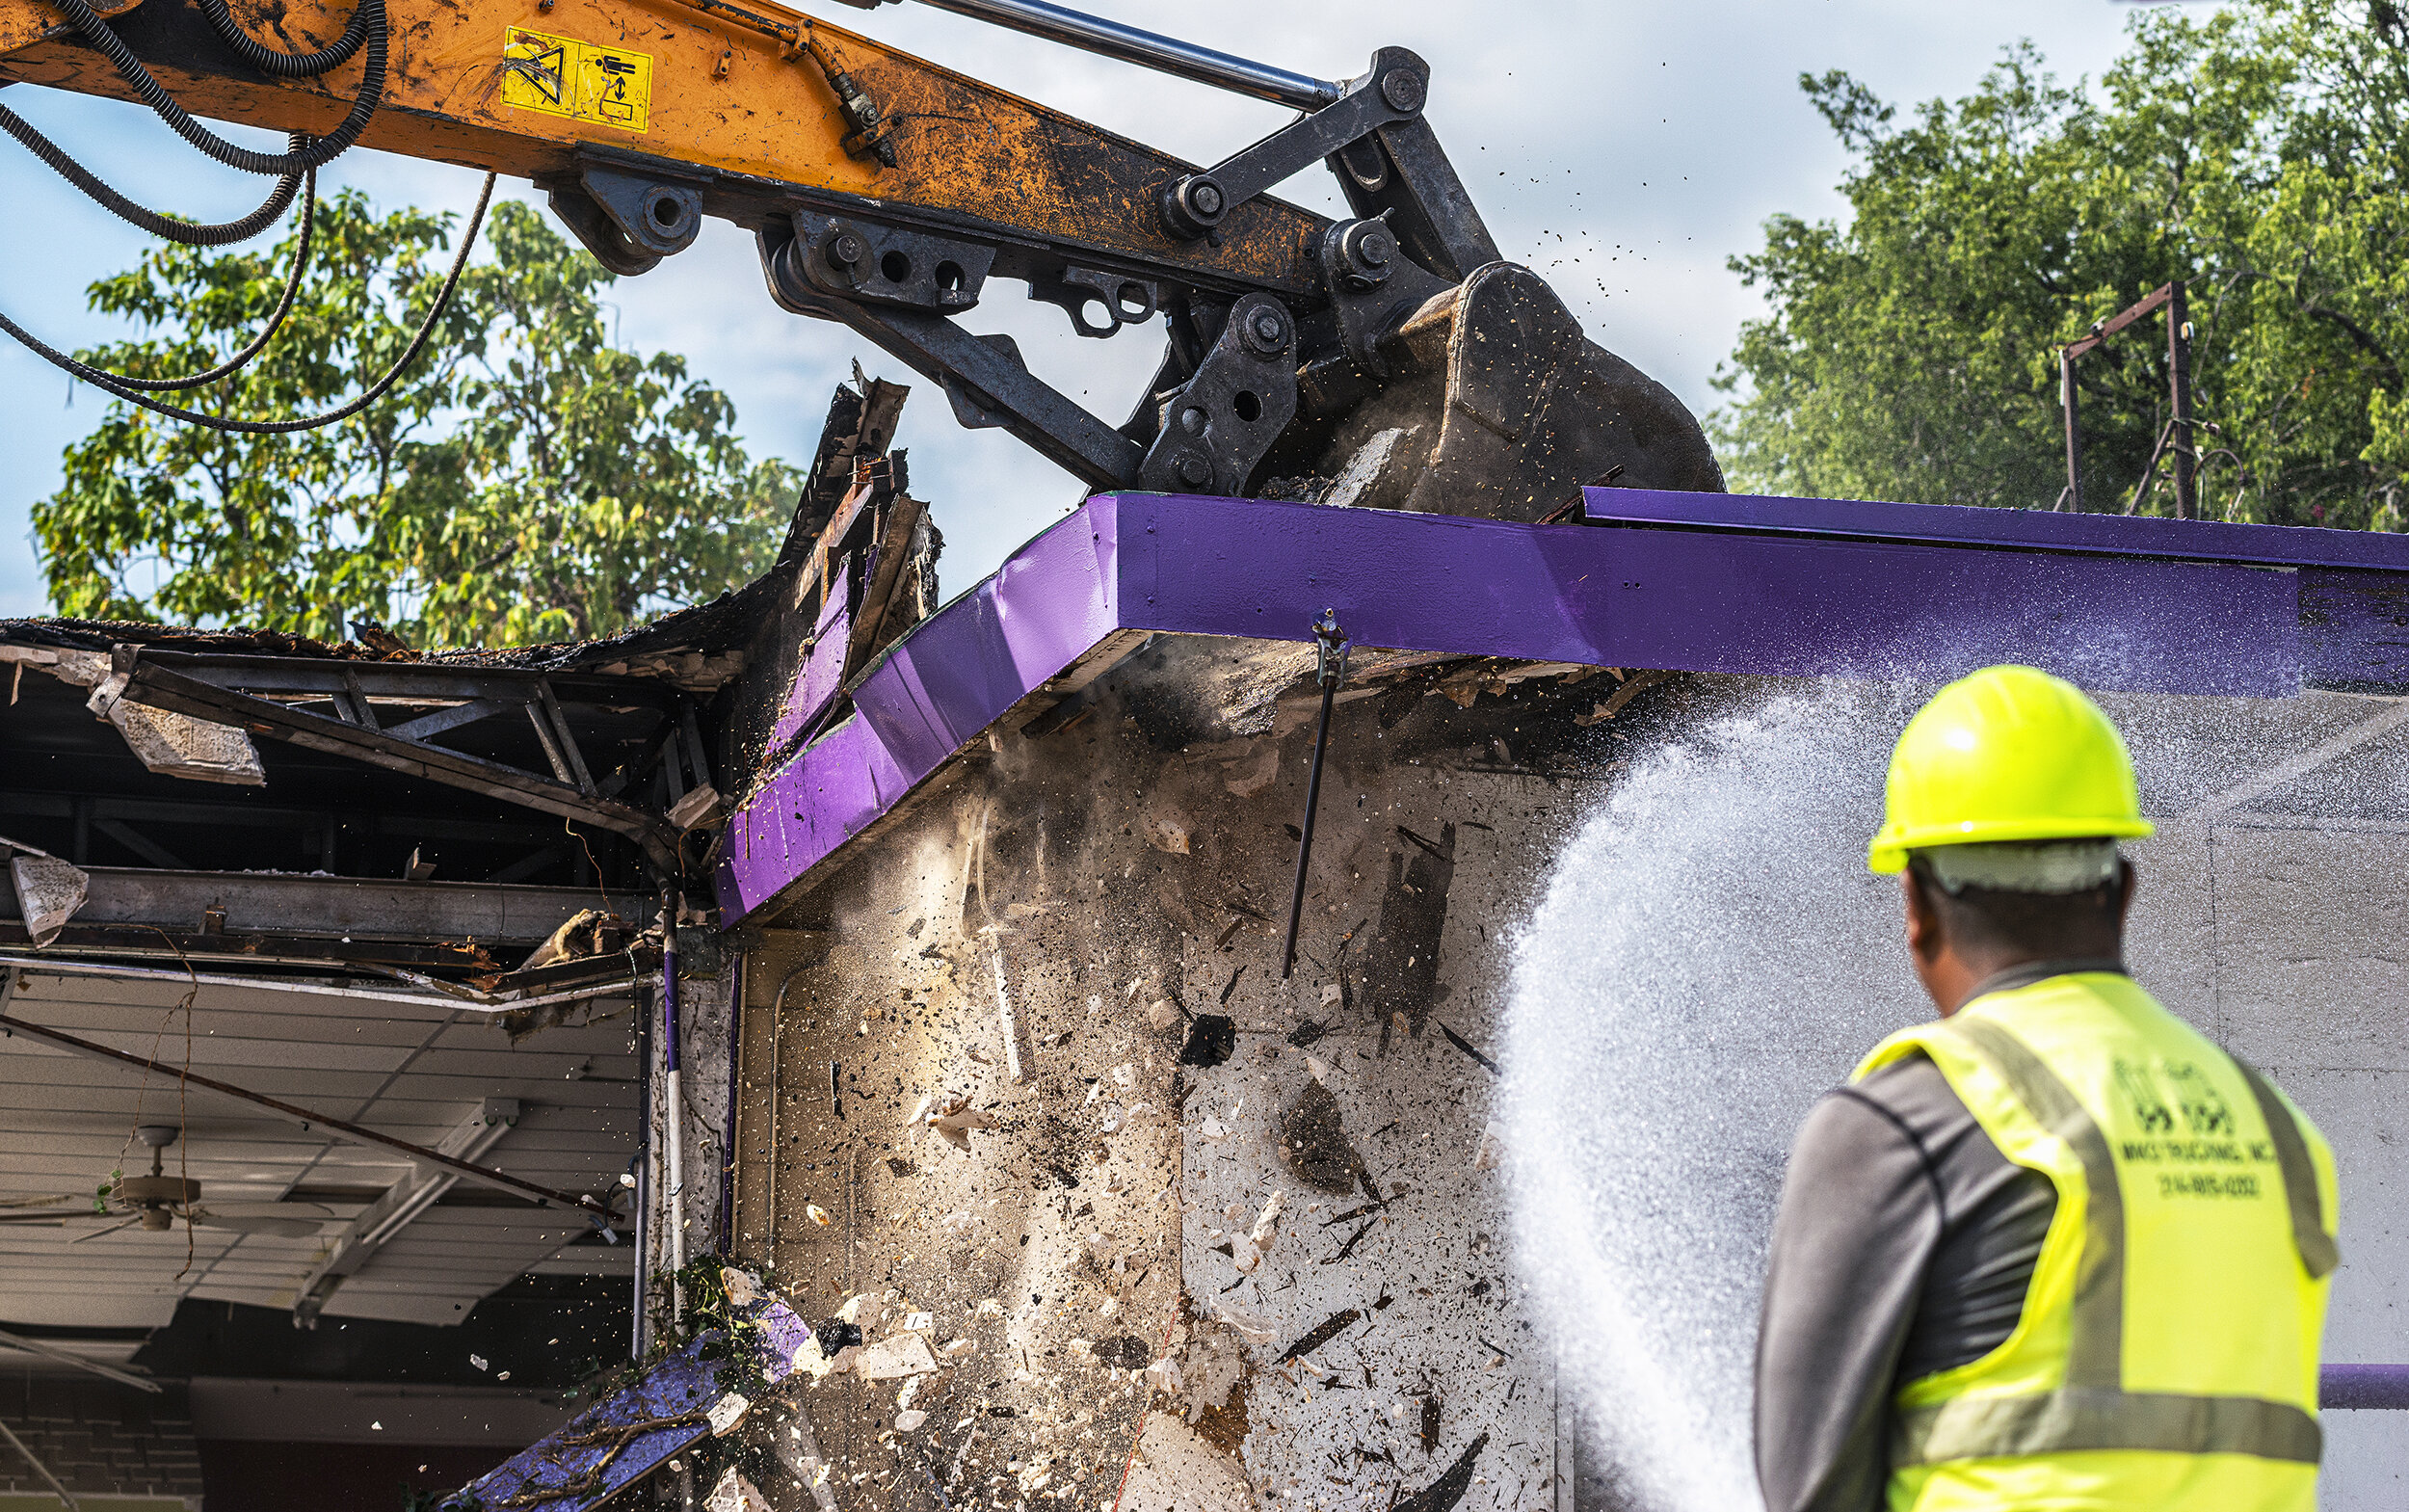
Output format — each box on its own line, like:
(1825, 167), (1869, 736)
(8, 379), (2409, 1510)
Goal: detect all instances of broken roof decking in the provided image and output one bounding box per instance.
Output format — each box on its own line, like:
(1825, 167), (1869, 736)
(717, 489), (2409, 924)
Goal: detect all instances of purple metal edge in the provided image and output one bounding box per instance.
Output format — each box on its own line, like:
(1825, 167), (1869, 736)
(716, 492), (2329, 925)
(1584, 487), (2409, 572)
(2321, 1363), (2409, 1410)
(448, 1300), (814, 1511)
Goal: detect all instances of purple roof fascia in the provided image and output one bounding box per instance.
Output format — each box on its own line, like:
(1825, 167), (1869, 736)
(1582, 487), (2409, 572)
(714, 491), (2362, 924)
(447, 1301), (815, 1511)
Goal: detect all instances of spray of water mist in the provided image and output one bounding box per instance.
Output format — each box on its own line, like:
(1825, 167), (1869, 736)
(1502, 684), (1932, 1511)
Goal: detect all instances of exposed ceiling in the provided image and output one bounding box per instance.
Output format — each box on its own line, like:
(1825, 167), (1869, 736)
(0, 892), (639, 1333)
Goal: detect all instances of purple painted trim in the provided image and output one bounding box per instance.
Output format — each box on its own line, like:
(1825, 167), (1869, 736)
(716, 493), (2332, 924)
(1584, 488), (2409, 572)
(2322, 1363), (2409, 1410)
(449, 1300), (814, 1510)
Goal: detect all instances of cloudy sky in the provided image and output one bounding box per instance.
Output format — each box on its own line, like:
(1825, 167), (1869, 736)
(0, 0), (2158, 622)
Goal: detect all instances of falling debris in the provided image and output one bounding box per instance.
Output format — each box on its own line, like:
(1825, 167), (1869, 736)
(708, 1392), (751, 1437)
(1436, 1021), (1499, 1075)
(814, 1319), (863, 1360)
(1179, 1015), (1237, 1068)
(1470, 1121), (1504, 1172)
(1146, 998), (1183, 1032)
(1278, 1081), (1364, 1194)
(721, 1267), (765, 1307)
(913, 1091), (998, 1152)
(705, 1467), (775, 1512)
(993, 947), (1031, 1083)
(894, 1408), (928, 1433)
(854, 1331), (940, 1380)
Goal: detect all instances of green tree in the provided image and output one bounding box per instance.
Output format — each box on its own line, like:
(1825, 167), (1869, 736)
(36, 194), (801, 646)
(1716, 0), (2409, 529)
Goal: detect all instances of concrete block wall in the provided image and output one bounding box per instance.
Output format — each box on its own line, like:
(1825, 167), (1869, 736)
(0, 1374), (201, 1506)
(724, 646), (1615, 1511)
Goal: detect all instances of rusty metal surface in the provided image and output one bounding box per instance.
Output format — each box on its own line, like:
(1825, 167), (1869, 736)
(0, 0), (1323, 295)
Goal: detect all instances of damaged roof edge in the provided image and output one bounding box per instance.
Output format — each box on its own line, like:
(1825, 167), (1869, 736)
(716, 489), (2397, 925)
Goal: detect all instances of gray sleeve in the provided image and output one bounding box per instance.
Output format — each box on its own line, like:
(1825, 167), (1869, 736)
(1753, 1085), (1946, 1512)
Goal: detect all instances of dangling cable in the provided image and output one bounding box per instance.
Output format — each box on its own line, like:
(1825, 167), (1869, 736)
(45, 0), (384, 175)
(2, 172), (495, 434)
(0, 107), (304, 246)
(100, 170), (319, 393)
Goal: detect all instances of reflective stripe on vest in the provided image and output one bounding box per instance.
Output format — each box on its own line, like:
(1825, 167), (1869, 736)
(1856, 975), (2337, 1480)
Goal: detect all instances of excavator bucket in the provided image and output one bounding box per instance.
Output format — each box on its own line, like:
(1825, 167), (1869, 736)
(1267, 262), (1724, 518)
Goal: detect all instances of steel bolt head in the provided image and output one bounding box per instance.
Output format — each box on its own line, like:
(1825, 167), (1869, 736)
(1177, 455), (1213, 488)
(1380, 68), (1425, 113)
(1189, 181), (1224, 217)
(829, 231), (865, 265)
(1251, 310), (1285, 346)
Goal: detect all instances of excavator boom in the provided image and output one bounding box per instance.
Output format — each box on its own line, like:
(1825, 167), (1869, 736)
(0, 0), (1722, 514)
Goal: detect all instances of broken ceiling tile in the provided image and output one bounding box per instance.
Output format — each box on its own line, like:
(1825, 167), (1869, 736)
(85, 668), (266, 786)
(1146, 999), (1181, 1032)
(3, 845), (87, 947)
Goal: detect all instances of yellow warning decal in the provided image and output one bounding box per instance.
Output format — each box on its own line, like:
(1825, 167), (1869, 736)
(501, 27), (652, 134)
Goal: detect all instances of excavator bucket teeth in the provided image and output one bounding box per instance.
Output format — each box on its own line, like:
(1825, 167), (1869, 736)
(1272, 262), (1723, 517)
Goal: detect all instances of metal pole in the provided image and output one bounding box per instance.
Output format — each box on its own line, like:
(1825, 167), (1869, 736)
(1282, 612), (1350, 980)
(902, 0), (1340, 109)
(659, 896), (686, 1323)
(631, 978), (651, 1363)
(2168, 279), (2197, 520)
(2059, 348), (2083, 514)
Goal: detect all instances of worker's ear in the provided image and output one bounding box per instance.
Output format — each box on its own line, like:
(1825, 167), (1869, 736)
(1903, 864), (1943, 965)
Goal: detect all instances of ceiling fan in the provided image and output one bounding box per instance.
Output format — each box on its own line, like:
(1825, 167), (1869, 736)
(0, 1126), (330, 1242)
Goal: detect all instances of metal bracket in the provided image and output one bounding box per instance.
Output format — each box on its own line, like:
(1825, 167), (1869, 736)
(580, 165), (705, 260)
(1160, 48), (1428, 240)
(1138, 294), (1298, 494)
(541, 152), (717, 275)
(784, 208), (996, 313)
(1028, 267), (1160, 338)
(760, 221), (1145, 488)
(546, 180), (660, 277)
(1316, 211), (1452, 377)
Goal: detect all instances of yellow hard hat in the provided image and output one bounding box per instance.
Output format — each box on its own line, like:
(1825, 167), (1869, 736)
(1866, 665), (2154, 875)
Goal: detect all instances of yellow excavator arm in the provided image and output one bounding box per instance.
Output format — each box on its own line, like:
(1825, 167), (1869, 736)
(0, 0), (1721, 514)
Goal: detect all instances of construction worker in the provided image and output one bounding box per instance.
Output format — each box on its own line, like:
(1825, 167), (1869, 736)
(1754, 665), (2339, 1512)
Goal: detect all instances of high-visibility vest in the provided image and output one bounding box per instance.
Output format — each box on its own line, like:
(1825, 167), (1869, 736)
(1854, 971), (2339, 1512)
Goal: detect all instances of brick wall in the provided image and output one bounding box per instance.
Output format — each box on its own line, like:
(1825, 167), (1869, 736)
(0, 1374), (202, 1506)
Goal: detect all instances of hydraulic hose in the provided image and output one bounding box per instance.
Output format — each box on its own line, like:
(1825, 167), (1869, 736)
(46, 0), (384, 175)
(0, 106), (304, 245)
(1, 172), (494, 433)
(100, 170), (319, 392)
(195, 0), (373, 77)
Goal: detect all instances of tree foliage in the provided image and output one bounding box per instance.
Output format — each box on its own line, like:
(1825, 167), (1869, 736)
(1716, 0), (2409, 528)
(35, 195), (800, 646)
